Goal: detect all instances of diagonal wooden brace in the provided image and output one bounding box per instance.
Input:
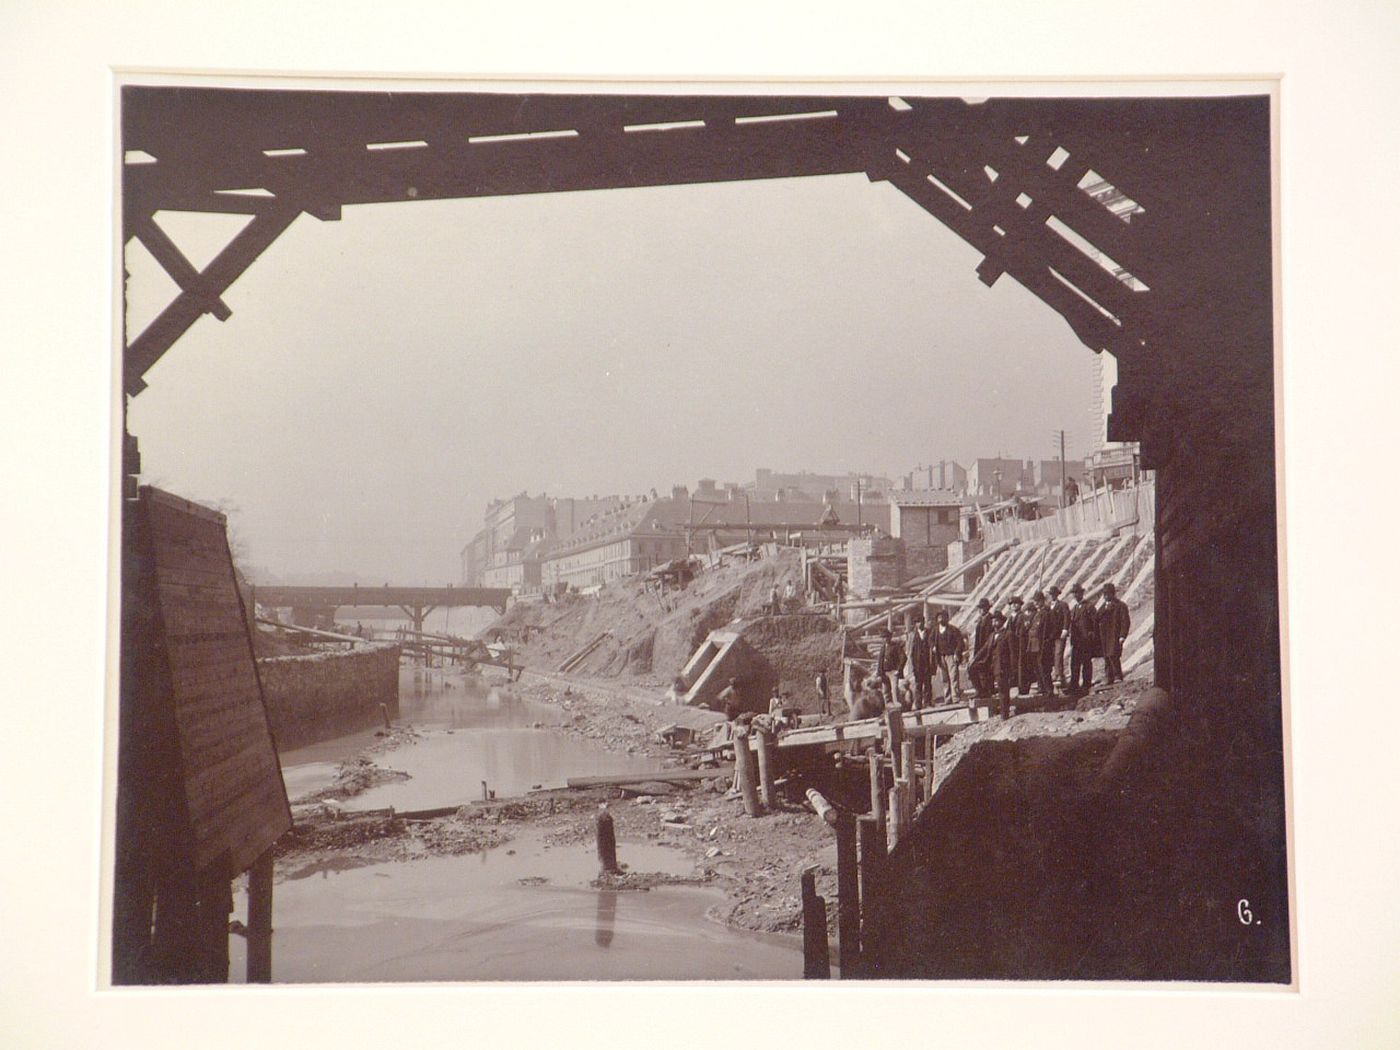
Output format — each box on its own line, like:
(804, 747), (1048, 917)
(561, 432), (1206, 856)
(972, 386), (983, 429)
(125, 203), (301, 396)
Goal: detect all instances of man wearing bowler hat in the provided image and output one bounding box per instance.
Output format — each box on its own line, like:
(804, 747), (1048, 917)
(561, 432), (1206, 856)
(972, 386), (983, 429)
(968, 597), (996, 703)
(1047, 585), (1070, 689)
(1097, 582), (1132, 684)
(1069, 583), (1097, 692)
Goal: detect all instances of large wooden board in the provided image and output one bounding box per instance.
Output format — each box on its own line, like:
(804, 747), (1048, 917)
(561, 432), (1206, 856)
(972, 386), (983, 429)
(141, 487), (291, 875)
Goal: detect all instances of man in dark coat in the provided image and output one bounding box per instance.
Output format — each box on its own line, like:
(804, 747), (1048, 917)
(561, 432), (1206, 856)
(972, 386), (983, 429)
(1097, 582), (1132, 683)
(875, 626), (904, 707)
(1005, 596), (1027, 697)
(989, 612), (1016, 720)
(1068, 583), (1098, 693)
(1025, 592), (1055, 697)
(968, 597), (996, 701)
(1047, 585), (1070, 689)
(905, 615), (932, 709)
(931, 609), (967, 704)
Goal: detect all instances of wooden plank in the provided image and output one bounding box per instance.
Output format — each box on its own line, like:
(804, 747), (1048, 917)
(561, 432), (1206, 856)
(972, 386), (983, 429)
(1082, 534), (1134, 595)
(1041, 539), (1088, 593)
(772, 707), (972, 750)
(1057, 537), (1109, 594)
(955, 543), (1025, 627)
(564, 767), (730, 789)
(1111, 534), (1150, 590)
(1121, 538), (1157, 602)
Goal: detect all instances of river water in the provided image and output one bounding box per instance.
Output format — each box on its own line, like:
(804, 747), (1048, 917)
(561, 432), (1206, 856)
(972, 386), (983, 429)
(254, 666), (804, 982)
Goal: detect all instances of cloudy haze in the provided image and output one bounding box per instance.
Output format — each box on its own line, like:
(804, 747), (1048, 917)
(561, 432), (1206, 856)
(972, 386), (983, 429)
(126, 168), (1101, 583)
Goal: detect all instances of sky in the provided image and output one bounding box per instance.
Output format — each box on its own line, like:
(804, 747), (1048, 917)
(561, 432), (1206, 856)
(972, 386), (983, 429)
(125, 167), (1102, 584)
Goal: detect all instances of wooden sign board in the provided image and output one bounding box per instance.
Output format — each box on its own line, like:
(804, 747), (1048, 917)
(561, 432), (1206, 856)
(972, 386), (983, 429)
(140, 487), (291, 876)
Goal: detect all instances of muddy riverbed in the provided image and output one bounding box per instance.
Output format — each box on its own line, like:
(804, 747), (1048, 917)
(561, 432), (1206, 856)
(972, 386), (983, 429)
(264, 666), (815, 981)
(263, 663), (1142, 982)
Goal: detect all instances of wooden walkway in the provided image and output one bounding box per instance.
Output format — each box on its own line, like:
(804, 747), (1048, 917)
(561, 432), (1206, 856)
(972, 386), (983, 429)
(764, 702), (977, 752)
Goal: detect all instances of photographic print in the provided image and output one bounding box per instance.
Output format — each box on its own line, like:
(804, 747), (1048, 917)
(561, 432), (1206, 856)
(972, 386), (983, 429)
(111, 78), (1289, 986)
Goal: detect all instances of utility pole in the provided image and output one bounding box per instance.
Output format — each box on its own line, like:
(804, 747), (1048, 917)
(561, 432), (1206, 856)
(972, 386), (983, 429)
(1058, 429), (1067, 508)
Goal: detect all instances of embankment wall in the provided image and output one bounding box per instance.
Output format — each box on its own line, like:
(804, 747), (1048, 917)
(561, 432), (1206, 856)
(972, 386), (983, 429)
(257, 644), (400, 751)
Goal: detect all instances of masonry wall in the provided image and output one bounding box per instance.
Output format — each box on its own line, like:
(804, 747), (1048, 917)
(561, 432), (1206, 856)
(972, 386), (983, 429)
(257, 644), (400, 752)
(904, 544), (948, 582)
(847, 537), (905, 598)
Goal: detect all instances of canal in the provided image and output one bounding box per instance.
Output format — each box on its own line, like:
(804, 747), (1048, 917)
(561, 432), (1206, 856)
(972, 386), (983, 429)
(247, 666), (804, 981)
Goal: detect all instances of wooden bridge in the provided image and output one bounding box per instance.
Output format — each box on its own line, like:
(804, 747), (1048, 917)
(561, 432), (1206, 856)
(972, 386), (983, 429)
(250, 583), (510, 633)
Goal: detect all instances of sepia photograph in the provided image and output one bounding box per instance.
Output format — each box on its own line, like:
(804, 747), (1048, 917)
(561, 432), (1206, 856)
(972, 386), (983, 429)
(112, 78), (1289, 985)
(6, 2), (1400, 1046)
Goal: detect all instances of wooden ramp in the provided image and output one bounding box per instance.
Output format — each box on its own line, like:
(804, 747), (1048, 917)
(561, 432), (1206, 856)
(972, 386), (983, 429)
(763, 703), (977, 753)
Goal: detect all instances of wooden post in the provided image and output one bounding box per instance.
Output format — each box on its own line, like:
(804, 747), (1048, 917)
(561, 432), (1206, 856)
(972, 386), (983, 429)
(801, 867), (831, 979)
(857, 814), (886, 951)
(888, 780), (907, 852)
(901, 741), (916, 803)
(885, 707), (905, 778)
(835, 812), (860, 976)
(755, 728), (776, 811)
(733, 727), (763, 817)
(246, 849), (273, 984)
(867, 748), (885, 827)
(481, 780), (489, 801)
(924, 733), (936, 803)
(596, 804), (620, 874)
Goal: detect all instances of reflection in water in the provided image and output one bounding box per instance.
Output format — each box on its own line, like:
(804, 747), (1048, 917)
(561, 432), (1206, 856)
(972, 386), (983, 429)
(232, 830), (801, 981)
(594, 890), (618, 948)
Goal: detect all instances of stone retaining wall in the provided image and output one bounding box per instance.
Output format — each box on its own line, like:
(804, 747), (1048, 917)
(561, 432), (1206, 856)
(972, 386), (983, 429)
(257, 644), (400, 752)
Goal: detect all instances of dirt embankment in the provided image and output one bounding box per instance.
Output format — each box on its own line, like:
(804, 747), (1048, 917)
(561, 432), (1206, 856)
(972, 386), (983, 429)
(490, 550), (807, 684)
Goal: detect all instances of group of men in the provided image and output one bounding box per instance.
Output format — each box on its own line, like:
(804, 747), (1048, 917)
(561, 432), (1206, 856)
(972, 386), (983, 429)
(869, 609), (971, 712)
(966, 581), (1132, 719)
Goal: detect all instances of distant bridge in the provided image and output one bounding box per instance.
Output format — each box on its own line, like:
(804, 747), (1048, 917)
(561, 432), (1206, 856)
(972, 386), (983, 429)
(250, 584), (510, 630)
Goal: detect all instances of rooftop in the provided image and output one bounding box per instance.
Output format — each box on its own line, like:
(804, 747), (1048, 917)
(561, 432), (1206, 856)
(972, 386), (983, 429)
(890, 489), (965, 507)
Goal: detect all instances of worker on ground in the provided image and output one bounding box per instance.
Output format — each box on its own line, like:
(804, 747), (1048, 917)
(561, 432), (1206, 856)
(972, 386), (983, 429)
(931, 609), (966, 703)
(1069, 584), (1097, 693)
(769, 584), (781, 616)
(846, 670), (884, 722)
(1047, 585), (1070, 689)
(906, 614), (932, 710)
(968, 597), (995, 707)
(815, 668), (831, 716)
(1096, 582), (1132, 684)
(717, 677), (743, 722)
